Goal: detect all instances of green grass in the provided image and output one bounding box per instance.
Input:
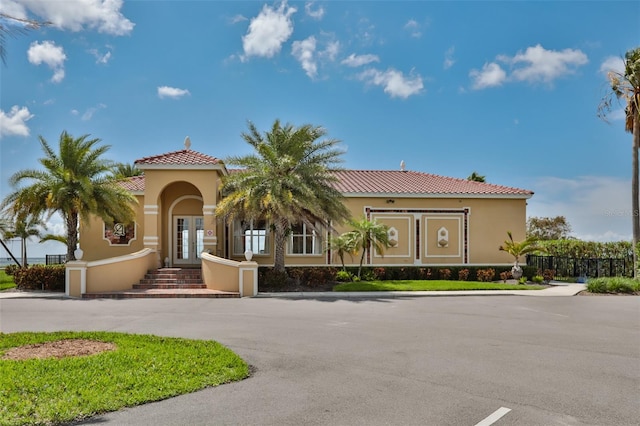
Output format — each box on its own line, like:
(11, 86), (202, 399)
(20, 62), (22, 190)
(333, 280), (547, 292)
(0, 331), (249, 425)
(586, 277), (640, 294)
(0, 270), (16, 291)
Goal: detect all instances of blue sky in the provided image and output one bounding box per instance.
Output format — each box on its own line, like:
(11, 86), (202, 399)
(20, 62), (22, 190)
(0, 0), (638, 258)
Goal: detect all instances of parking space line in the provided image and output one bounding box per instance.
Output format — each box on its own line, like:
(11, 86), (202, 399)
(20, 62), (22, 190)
(475, 407), (512, 426)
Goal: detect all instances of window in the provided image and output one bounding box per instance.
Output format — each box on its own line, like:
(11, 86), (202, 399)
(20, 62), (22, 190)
(288, 222), (323, 255)
(233, 219), (269, 255)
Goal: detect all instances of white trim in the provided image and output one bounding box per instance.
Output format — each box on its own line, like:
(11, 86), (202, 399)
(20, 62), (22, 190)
(424, 216), (462, 258)
(87, 248), (155, 267)
(202, 205), (216, 215)
(202, 252), (241, 267)
(144, 205), (159, 215)
(370, 214), (412, 259)
(346, 192), (532, 200)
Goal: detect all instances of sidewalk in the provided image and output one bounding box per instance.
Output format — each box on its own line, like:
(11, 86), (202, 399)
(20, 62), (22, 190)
(257, 283), (587, 298)
(0, 283), (587, 300)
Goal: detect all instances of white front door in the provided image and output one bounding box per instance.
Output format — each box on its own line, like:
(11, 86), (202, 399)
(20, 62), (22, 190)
(173, 216), (204, 265)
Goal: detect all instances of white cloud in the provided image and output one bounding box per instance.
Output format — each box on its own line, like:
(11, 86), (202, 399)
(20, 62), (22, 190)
(10, 0), (134, 35)
(241, 1), (296, 60)
(404, 19), (421, 38)
(321, 40), (339, 61)
(341, 53), (380, 67)
(470, 44), (588, 90)
(292, 36), (317, 78)
(70, 109), (79, 116)
(27, 40), (67, 83)
(469, 62), (506, 89)
(528, 176), (632, 242)
(229, 14), (248, 24)
(599, 55), (625, 76)
(443, 46), (455, 70)
(88, 47), (112, 64)
(507, 44), (588, 83)
(0, 106), (34, 138)
(157, 86), (191, 99)
(304, 2), (324, 20)
(81, 103), (106, 121)
(358, 68), (423, 99)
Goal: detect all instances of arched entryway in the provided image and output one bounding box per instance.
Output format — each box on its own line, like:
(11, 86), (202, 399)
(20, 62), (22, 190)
(164, 185), (205, 267)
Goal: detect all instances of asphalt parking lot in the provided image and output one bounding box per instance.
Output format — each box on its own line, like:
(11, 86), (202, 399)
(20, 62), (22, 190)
(1, 295), (638, 425)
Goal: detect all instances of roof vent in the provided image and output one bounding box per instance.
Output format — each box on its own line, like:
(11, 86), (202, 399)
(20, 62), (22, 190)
(184, 136), (191, 150)
(400, 160), (406, 172)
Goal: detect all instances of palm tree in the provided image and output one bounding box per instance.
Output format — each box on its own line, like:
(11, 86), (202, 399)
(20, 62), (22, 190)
(111, 163), (143, 179)
(0, 217), (21, 267)
(1, 131), (138, 261)
(0, 13), (50, 65)
(216, 120), (351, 273)
(599, 47), (640, 278)
(347, 216), (391, 279)
(1, 212), (45, 267)
(467, 171), (486, 182)
(327, 233), (357, 272)
(498, 231), (543, 279)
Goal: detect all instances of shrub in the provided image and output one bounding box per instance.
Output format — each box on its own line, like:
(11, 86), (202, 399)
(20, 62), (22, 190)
(476, 268), (495, 282)
(532, 275), (544, 284)
(4, 264), (19, 276)
(586, 277), (639, 293)
(13, 265), (65, 291)
(518, 276), (528, 285)
(335, 270), (354, 282)
(458, 268), (469, 281)
(438, 268), (452, 280)
(499, 270), (512, 282)
(259, 268), (289, 290)
(586, 278), (609, 293)
(373, 267), (387, 280)
(542, 269), (555, 283)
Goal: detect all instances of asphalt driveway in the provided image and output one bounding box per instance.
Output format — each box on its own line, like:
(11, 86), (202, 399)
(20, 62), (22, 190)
(1, 295), (638, 425)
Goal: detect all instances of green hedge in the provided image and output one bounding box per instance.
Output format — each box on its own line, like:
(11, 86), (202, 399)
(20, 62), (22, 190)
(12, 265), (65, 291)
(258, 265), (537, 288)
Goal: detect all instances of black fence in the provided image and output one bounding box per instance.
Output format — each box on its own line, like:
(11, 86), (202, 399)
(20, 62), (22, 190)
(46, 254), (67, 265)
(526, 255), (633, 278)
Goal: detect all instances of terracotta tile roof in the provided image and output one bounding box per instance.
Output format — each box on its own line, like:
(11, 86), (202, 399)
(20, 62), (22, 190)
(332, 170), (533, 196)
(117, 175), (145, 192)
(117, 169), (532, 197)
(134, 149), (221, 166)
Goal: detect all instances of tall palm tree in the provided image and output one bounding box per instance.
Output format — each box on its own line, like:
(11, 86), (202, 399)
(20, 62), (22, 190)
(1, 131), (138, 261)
(467, 171), (486, 182)
(1, 212), (45, 267)
(0, 13), (49, 65)
(216, 120), (351, 273)
(347, 216), (391, 279)
(599, 47), (640, 277)
(0, 218), (21, 267)
(111, 163), (143, 179)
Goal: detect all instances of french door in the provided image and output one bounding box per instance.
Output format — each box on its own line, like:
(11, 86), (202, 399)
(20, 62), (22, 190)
(173, 216), (204, 265)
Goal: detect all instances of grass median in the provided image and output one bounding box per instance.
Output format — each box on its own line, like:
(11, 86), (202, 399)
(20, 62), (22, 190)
(334, 280), (548, 292)
(0, 270), (16, 291)
(0, 331), (249, 425)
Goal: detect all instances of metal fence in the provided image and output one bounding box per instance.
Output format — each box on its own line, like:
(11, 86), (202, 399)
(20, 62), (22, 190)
(526, 255), (632, 278)
(46, 254), (67, 265)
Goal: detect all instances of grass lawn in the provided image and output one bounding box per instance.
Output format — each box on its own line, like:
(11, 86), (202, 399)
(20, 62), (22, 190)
(334, 280), (548, 292)
(0, 331), (249, 425)
(0, 270), (16, 291)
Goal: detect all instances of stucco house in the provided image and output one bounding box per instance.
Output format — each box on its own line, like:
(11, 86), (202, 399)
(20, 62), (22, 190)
(67, 141), (533, 298)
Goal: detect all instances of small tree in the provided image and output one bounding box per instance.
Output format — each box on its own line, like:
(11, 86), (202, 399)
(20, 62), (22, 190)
(1, 211), (45, 267)
(499, 231), (543, 279)
(467, 171), (486, 182)
(347, 217), (391, 279)
(327, 233), (357, 271)
(527, 216), (572, 240)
